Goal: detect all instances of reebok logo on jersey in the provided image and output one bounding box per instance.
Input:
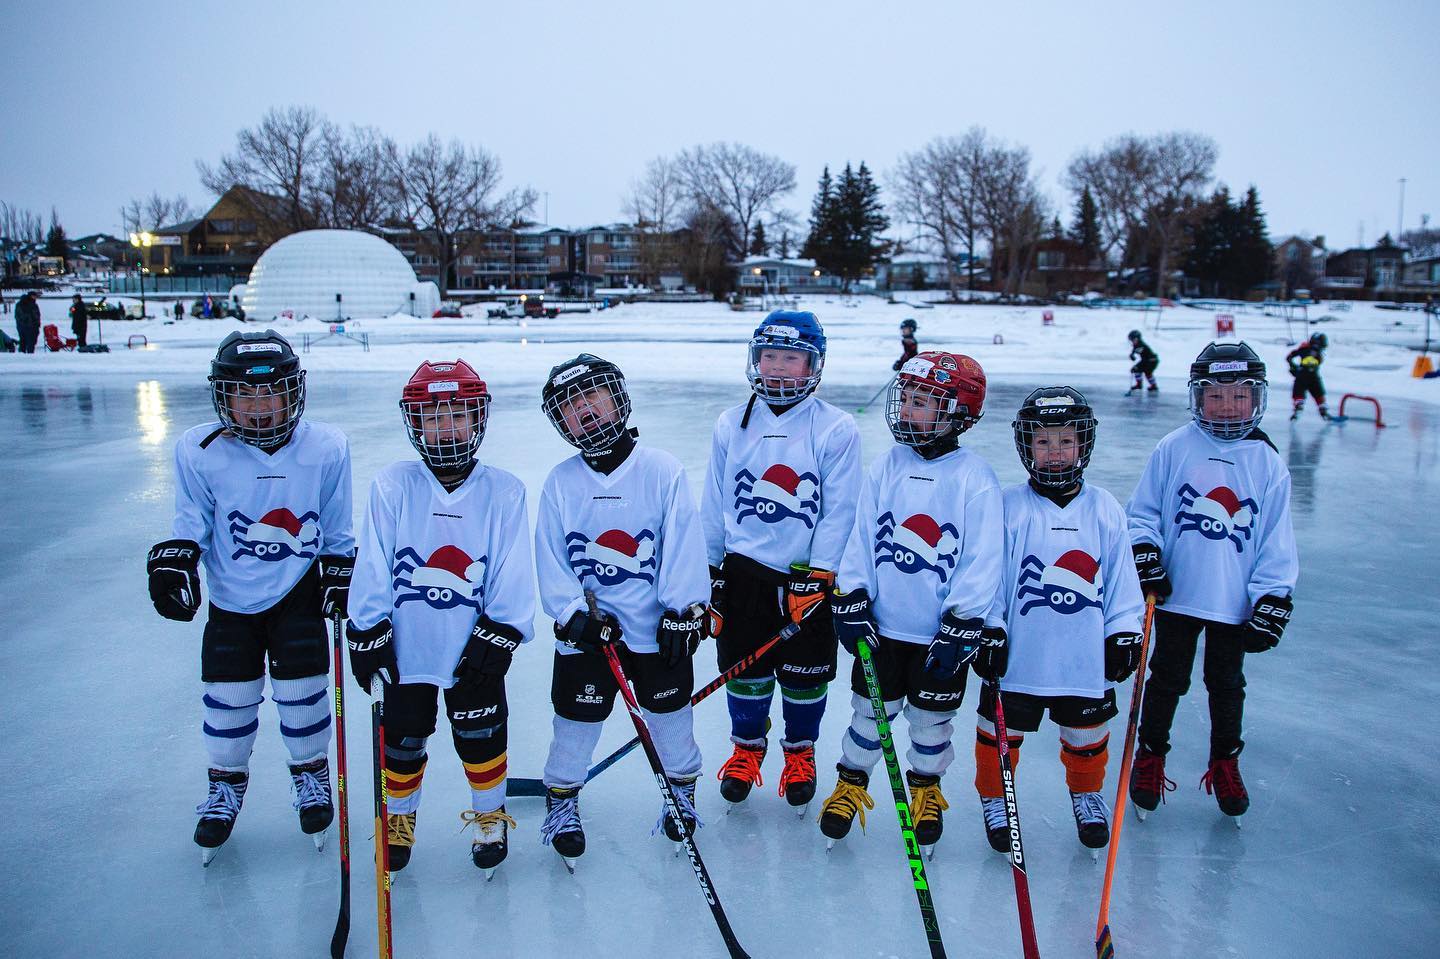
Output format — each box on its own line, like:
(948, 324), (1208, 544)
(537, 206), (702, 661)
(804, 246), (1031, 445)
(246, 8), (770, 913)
(1016, 550), (1104, 616)
(733, 464), (820, 528)
(1173, 483), (1257, 553)
(227, 507), (320, 561)
(393, 545), (488, 610)
(874, 511), (960, 581)
(565, 528), (657, 586)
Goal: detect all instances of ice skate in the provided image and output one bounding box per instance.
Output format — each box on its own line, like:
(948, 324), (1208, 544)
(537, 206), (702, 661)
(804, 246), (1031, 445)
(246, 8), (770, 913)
(288, 757), (333, 851)
(1200, 753), (1249, 824)
(541, 786), (585, 873)
(906, 770), (948, 860)
(1070, 790), (1110, 857)
(1129, 746), (1175, 821)
(656, 776), (701, 855)
(195, 768), (248, 866)
(818, 765), (873, 849)
(980, 796), (1009, 853)
(386, 812), (417, 871)
(778, 744), (817, 815)
(716, 741), (766, 810)
(461, 807), (517, 881)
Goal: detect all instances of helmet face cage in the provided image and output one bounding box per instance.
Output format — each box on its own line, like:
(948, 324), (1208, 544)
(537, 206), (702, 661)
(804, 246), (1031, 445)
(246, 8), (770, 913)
(1188, 378), (1267, 440)
(747, 340), (823, 403)
(543, 368), (632, 454)
(886, 377), (965, 446)
(1013, 413), (1096, 489)
(212, 370), (306, 449)
(401, 394), (489, 470)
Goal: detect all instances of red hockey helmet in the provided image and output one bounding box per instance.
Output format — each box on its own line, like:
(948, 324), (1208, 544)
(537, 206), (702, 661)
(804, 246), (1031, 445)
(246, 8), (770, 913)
(886, 351), (986, 447)
(399, 359), (490, 470)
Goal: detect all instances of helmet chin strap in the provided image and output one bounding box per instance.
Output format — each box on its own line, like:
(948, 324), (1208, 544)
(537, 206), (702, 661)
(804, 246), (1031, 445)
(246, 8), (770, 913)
(581, 426), (638, 475)
(913, 426), (959, 460)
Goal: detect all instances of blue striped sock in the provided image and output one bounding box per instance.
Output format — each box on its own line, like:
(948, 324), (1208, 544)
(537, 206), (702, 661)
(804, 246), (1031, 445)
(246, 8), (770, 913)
(272, 674), (331, 765)
(726, 677), (774, 743)
(202, 678), (264, 770)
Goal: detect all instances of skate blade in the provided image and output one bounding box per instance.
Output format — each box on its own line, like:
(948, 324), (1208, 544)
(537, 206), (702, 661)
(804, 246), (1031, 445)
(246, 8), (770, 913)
(312, 830), (328, 853)
(562, 857), (577, 875)
(793, 802), (811, 819)
(923, 843), (937, 862)
(1233, 816), (1243, 830)
(484, 866), (498, 882)
(1133, 804), (1148, 822)
(825, 838), (836, 852)
(673, 841), (684, 858)
(200, 846), (221, 867)
(1091, 847), (1100, 862)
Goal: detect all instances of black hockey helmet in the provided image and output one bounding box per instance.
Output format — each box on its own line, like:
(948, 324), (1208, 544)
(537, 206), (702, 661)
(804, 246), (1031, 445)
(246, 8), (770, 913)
(542, 353), (632, 454)
(209, 329), (305, 449)
(1310, 332), (1327, 349)
(1012, 386), (1096, 489)
(1127, 329), (1142, 341)
(900, 318), (918, 332)
(1188, 341), (1267, 440)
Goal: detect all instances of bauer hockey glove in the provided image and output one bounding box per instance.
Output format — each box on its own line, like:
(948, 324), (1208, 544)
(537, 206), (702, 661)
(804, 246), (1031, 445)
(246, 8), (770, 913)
(783, 565), (836, 624)
(1132, 543), (1172, 601)
(972, 626), (1009, 682)
(707, 564), (726, 638)
(658, 605), (706, 669)
(830, 589), (878, 657)
(1242, 594), (1292, 653)
(147, 538), (202, 622)
(318, 553), (354, 619)
(455, 616), (524, 689)
(925, 610), (984, 681)
(346, 619), (397, 692)
(1105, 631), (1143, 682)
(559, 607), (622, 652)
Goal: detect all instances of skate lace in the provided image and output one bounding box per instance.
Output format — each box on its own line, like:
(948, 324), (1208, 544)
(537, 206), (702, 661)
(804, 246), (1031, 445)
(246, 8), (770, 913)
(540, 791), (582, 847)
(291, 769), (330, 811)
(460, 809), (517, 845)
(908, 780), (949, 826)
(820, 779), (875, 833)
(386, 813), (416, 848)
(716, 744), (765, 788)
(652, 779), (705, 837)
(777, 746), (815, 797)
(1071, 790), (1110, 826)
(1200, 759), (1247, 800)
(1133, 753), (1177, 804)
(981, 797), (1008, 832)
(196, 780), (242, 821)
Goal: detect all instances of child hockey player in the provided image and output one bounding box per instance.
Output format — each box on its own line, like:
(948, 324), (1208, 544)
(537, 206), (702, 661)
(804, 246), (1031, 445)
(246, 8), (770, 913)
(1127, 342), (1299, 822)
(535, 354), (709, 868)
(821, 351), (1004, 854)
(974, 387), (1145, 853)
(146, 329), (353, 865)
(345, 359), (535, 878)
(703, 311), (862, 815)
(893, 318), (919, 370)
(1127, 330), (1159, 394)
(1286, 331), (1329, 420)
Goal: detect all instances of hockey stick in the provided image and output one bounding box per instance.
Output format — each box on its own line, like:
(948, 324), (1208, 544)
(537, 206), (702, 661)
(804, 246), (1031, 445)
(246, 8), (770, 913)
(369, 677), (393, 959)
(508, 619), (801, 798)
(329, 614), (350, 959)
(588, 591), (752, 959)
(1095, 594), (1157, 959)
(854, 635), (947, 959)
(856, 374), (897, 414)
(993, 680), (1041, 959)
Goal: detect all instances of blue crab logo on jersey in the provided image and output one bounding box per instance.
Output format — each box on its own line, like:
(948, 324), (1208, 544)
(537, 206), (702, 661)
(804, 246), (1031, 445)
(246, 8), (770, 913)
(227, 507), (320, 561)
(1173, 484), (1257, 553)
(566, 529), (657, 586)
(392, 545), (488, 610)
(874, 512), (960, 581)
(1016, 550), (1104, 616)
(733, 464), (820, 528)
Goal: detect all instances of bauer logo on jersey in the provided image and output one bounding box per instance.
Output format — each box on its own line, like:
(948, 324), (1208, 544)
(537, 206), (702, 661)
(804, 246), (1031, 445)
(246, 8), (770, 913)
(1016, 550), (1104, 616)
(392, 545), (488, 610)
(733, 464), (821, 528)
(873, 511), (960, 581)
(227, 507), (321, 561)
(1173, 484), (1258, 553)
(566, 528), (657, 586)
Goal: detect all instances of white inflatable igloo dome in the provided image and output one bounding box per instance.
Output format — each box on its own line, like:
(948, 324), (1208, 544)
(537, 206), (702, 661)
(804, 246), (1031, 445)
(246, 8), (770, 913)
(242, 229), (439, 321)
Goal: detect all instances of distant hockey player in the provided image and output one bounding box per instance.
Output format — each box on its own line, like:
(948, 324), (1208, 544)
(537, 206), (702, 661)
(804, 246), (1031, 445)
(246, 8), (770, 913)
(346, 359), (534, 878)
(893, 318), (919, 370)
(535, 354), (709, 868)
(821, 352), (1003, 854)
(704, 311), (862, 814)
(146, 330), (353, 865)
(1127, 330), (1159, 393)
(1127, 342), (1298, 822)
(973, 387), (1144, 853)
(1286, 332), (1329, 420)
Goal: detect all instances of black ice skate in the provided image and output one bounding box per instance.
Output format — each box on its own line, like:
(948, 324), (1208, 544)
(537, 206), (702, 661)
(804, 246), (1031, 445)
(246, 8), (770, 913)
(462, 807), (517, 881)
(778, 743), (817, 814)
(1200, 753), (1250, 825)
(288, 757), (333, 851)
(387, 812), (417, 871)
(541, 786), (585, 873)
(980, 796), (1009, 853)
(716, 741), (766, 808)
(195, 768), (249, 866)
(1129, 746), (1175, 820)
(657, 776), (702, 853)
(1070, 790), (1111, 856)
(819, 765), (874, 849)
(906, 770), (948, 859)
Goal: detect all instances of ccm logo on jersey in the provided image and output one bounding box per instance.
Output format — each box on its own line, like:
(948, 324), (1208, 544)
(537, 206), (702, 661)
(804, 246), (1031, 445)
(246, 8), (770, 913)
(451, 705), (499, 721)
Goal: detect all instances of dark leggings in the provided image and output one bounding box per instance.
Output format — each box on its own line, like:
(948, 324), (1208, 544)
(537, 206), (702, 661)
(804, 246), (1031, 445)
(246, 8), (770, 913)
(1138, 609), (1247, 759)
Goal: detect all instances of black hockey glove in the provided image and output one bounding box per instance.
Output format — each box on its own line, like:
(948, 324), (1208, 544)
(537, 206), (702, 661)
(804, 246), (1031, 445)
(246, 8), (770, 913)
(925, 611), (984, 681)
(830, 589), (878, 657)
(971, 626), (1009, 682)
(455, 616), (523, 689)
(783, 565), (836, 624)
(658, 605), (706, 669)
(347, 619), (397, 692)
(318, 553), (354, 619)
(1243, 594), (1292, 653)
(1105, 631), (1143, 682)
(1132, 543), (1172, 601)
(707, 565), (726, 639)
(558, 607), (622, 652)
(147, 538), (202, 622)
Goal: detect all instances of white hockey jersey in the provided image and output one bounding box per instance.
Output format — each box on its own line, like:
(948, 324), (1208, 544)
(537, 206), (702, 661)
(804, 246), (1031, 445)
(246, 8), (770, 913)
(536, 444), (709, 655)
(703, 394), (862, 574)
(994, 483), (1145, 699)
(837, 444), (1004, 646)
(172, 419), (353, 614)
(1127, 422), (1298, 625)
(349, 461), (534, 689)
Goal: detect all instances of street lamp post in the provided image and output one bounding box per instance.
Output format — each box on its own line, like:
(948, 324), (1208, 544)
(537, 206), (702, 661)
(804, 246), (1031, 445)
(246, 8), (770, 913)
(129, 232), (153, 318)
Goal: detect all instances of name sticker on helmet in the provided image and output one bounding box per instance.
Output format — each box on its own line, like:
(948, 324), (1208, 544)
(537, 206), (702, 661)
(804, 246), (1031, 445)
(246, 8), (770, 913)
(237, 343), (282, 354)
(427, 380), (459, 393)
(1209, 361), (1248, 373)
(1034, 395), (1074, 407)
(552, 364), (590, 387)
(901, 357), (932, 377)
(762, 325), (799, 339)
(432, 364), (455, 372)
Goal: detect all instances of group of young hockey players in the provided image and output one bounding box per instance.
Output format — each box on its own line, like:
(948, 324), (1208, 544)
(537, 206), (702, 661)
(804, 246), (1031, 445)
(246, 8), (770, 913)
(145, 310), (1299, 947)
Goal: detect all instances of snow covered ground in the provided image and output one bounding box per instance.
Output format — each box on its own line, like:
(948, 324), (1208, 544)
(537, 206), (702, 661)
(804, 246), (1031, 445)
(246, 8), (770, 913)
(2, 296), (1437, 958)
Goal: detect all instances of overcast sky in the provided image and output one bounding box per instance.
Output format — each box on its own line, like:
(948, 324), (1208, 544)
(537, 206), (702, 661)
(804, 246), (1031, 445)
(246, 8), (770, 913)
(4, 0), (1436, 249)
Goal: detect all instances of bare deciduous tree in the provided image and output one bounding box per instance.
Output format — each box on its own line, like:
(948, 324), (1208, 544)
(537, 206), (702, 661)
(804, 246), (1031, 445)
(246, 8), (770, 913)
(675, 142), (796, 260)
(974, 142), (1049, 296)
(2, 202), (45, 245)
(197, 105), (331, 234)
(624, 156), (684, 286)
(890, 129), (990, 297)
(315, 125), (396, 230)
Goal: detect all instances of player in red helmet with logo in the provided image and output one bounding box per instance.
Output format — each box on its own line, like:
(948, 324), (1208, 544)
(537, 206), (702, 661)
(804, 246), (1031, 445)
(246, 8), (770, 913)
(1126, 342), (1299, 824)
(820, 351), (1002, 855)
(703, 311), (863, 817)
(972, 386), (1145, 853)
(346, 359), (535, 878)
(534, 354), (710, 869)
(146, 329), (354, 865)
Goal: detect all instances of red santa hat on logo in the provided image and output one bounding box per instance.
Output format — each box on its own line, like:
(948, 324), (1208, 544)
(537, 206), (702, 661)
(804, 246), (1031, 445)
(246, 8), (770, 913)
(753, 464), (818, 512)
(893, 514), (958, 567)
(250, 507), (318, 548)
(411, 545), (484, 598)
(1047, 549), (1101, 601)
(587, 529), (654, 574)
(1197, 486), (1252, 529)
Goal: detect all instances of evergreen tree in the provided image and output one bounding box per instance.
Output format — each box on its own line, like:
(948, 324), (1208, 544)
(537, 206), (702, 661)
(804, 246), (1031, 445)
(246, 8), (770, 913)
(802, 166), (836, 262)
(776, 229), (792, 259)
(1229, 185), (1273, 295)
(1069, 186), (1101, 265)
(44, 208), (68, 259)
(749, 221), (769, 256)
(805, 161), (890, 287)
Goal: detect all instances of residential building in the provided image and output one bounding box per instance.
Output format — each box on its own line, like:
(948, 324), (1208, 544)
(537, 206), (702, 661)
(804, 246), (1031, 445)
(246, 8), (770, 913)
(736, 256), (842, 293)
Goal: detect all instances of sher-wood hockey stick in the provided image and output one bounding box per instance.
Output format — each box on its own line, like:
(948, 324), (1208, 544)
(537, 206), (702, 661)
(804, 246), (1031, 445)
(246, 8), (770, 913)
(993, 681), (1041, 959)
(329, 614), (351, 959)
(370, 676), (393, 959)
(1095, 594), (1157, 959)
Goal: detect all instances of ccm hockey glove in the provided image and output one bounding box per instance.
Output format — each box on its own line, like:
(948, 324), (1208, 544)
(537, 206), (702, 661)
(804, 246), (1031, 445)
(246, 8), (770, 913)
(455, 616), (524, 689)
(1132, 543), (1172, 601)
(347, 619), (397, 692)
(925, 611), (983, 681)
(147, 538), (202, 622)
(658, 606), (706, 669)
(1243, 594), (1292, 653)
(1105, 631), (1143, 682)
(972, 626), (1009, 682)
(783, 566), (836, 624)
(830, 589), (878, 657)
(707, 565), (726, 638)
(318, 553), (354, 619)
